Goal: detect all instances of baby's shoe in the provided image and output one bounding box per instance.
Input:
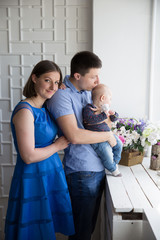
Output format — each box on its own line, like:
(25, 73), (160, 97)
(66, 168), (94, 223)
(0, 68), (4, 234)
(111, 168), (122, 177)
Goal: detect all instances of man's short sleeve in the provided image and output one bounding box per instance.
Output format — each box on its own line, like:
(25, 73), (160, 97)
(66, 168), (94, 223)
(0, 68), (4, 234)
(46, 89), (73, 119)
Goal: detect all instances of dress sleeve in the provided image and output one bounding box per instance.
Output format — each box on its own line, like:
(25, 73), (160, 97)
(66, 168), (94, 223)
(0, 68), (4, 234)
(13, 102), (34, 117)
(82, 104), (107, 124)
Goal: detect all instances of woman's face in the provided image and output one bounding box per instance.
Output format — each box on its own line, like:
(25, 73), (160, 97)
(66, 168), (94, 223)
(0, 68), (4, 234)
(32, 71), (60, 99)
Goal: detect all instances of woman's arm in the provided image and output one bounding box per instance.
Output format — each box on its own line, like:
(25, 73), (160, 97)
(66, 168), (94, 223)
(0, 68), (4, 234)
(13, 109), (69, 164)
(56, 114), (117, 147)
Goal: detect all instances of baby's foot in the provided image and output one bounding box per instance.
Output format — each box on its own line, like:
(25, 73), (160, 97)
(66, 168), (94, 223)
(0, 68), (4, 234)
(114, 173), (122, 177)
(111, 168), (122, 177)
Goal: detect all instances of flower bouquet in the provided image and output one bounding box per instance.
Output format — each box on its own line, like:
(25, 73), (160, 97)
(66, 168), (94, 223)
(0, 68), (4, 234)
(141, 121), (160, 146)
(112, 118), (147, 166)
(142, 121), (160, 170)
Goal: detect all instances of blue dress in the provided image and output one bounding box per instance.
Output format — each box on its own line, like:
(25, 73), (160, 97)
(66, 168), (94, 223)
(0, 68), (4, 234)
(5, 102), (74, 240)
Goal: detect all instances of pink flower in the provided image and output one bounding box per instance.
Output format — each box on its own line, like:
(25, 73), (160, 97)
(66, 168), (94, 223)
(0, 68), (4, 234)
(118, 135), (125, 144)
(152, 155), (157, 160)
(157, 142), (160, 145)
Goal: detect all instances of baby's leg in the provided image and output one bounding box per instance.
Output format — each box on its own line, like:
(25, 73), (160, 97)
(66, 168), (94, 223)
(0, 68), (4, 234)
(91, 142), (122, 177)
(112, 135), (123, 164)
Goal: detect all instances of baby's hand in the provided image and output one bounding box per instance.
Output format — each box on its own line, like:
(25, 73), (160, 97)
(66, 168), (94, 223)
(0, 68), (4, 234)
(108, 109), (115, 116)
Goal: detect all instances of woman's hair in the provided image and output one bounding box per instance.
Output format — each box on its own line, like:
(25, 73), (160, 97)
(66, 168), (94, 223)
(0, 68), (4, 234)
(23, 60), (62, 98)
(70, 51), (102, 77)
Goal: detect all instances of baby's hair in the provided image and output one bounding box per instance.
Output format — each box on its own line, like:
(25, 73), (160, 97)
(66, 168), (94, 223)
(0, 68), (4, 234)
(92, 84), (111, 102)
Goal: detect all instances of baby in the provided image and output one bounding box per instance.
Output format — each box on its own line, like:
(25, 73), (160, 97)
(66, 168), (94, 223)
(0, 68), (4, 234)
(82, 84), (123, 177)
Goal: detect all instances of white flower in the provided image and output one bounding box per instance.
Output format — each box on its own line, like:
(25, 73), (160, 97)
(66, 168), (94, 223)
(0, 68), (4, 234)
(132, 131), (140, 142)
(148, 132), (160, 145)
(140, 136), (146, 147)
(124, 137), (132, 147)
(111, 117), (151, 152)
(142, 121), (160, 145)
(119, 126), (126, 134)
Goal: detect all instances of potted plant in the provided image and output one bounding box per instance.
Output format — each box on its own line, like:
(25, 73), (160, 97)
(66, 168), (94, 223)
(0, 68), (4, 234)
(142, 122), (160, 170)
(112, 118), (147, 166)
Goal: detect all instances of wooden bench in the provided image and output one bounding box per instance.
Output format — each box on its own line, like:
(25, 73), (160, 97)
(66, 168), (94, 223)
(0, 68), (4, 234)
(105, 157), (160, 240)
(143, 208), (160, 240)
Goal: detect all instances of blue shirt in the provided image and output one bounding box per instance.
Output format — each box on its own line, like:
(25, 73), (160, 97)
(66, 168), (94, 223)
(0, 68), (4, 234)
(46, 75), (104, 175)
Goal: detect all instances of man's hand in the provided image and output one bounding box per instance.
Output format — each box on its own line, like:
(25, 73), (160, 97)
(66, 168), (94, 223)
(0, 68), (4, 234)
(108, 132), (117, 147)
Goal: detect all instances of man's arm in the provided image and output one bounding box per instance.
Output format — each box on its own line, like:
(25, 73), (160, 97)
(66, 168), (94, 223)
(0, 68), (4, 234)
(56, 114), (117, 147)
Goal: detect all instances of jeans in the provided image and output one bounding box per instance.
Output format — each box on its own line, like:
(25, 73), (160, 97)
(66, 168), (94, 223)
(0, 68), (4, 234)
(66, 170), (105, 240)
(91, 134), (123, 173)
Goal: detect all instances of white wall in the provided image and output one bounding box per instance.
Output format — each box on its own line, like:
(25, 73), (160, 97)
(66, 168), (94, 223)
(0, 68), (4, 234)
(93, 0), (160, 121)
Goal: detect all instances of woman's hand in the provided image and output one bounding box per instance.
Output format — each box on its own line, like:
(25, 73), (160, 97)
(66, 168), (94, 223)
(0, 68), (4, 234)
(59, 83), (66, 90)
(54, 136), (70, 151)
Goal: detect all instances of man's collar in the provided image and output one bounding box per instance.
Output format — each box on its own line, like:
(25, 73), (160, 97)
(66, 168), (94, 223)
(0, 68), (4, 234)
(64, 75), (85, 93)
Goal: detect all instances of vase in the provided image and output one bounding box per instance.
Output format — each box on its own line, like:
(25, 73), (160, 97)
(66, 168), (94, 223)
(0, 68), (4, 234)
(150, 144), (160, 170)
(119, 150), (144, 166)
(144, 145), (151, 157)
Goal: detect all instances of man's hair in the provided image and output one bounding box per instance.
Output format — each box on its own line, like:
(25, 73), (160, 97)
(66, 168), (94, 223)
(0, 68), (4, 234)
(70, 51), (102, 77)
(23, 60), (62, 98)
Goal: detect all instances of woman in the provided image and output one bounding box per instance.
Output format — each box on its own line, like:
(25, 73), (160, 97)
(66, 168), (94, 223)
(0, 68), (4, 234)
(5, 60), (74, 240)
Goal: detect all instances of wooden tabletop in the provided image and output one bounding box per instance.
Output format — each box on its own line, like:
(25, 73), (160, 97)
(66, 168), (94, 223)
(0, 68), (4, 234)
(106, 157), (160, 213)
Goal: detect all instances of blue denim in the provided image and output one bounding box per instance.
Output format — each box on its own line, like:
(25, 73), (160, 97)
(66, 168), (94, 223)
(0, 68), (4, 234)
(66, 170), (105, 240)
(91, 134), (123, 173)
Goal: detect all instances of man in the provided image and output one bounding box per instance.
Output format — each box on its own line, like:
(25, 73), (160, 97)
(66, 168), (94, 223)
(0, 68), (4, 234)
(47, 51), (116, 240)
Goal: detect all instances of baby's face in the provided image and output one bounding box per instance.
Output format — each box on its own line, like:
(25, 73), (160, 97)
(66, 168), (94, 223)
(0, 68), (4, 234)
(103, 92), (112, 106)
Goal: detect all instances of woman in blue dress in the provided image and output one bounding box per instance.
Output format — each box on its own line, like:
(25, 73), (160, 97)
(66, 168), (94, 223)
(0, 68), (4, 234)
(5, 60), (75, 240)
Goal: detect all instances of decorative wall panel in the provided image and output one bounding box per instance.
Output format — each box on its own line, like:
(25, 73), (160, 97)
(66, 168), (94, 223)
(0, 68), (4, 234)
(0, 0), (92, 238)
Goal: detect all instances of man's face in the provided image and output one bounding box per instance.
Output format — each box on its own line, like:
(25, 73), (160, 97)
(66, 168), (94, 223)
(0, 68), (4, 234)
(77, 68), (101, 91)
